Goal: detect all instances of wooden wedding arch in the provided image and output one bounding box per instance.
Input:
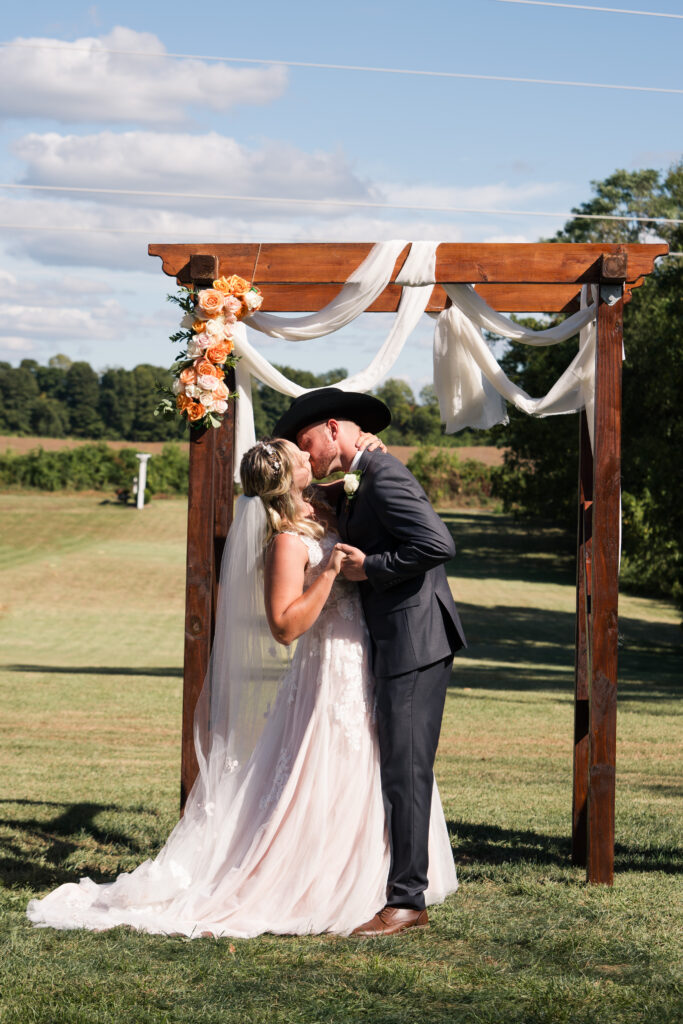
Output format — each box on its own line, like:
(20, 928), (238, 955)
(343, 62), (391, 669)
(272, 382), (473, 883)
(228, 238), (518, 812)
(149, 241), (666, 885)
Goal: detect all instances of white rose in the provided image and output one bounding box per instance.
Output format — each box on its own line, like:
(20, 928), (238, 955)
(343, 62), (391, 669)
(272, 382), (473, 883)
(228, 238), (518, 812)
(197, 373), (219, 390)
(199, 391), (215, 408)
(211, 399), (228, 414)
(204, 317), (228, 341)
(186, 337), (206, 357)
(343, 473), (360, 496)
(244, 289), (263, 312)
(172, 379), (182, 395)
(185, 384), (201, 399)
(180, 312), (197, 329)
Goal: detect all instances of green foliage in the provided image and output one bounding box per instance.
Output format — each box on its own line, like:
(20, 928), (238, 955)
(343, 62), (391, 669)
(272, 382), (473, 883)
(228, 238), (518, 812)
(0, 443), (189, 496)
(407, 446), (495, 506)
(0, 358), (186, 442)
(493, 162), (683, 607)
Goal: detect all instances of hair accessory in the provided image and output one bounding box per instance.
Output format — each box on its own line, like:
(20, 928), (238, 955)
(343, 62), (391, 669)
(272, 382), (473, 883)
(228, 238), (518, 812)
(258, 441), (281, 471)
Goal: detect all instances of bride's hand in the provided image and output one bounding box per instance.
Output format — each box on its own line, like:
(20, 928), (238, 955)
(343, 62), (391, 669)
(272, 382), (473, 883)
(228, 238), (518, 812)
(356, 431), (387, 454)
(325, 544), (346, 576)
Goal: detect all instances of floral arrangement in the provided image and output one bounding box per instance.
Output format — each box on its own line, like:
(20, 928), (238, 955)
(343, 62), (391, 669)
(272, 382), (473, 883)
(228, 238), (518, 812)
(156, 274), (263, 429)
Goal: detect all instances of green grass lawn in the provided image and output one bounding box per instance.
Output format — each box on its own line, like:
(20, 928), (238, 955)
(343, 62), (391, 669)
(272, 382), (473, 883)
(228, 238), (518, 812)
(0, 494), (681, 1024)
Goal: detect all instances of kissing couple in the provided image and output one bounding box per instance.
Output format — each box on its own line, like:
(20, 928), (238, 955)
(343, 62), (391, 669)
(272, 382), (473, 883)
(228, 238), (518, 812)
(28, 388), (466, 939)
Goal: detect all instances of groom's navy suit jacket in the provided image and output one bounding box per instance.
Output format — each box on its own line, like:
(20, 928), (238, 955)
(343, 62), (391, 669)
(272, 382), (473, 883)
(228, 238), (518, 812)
(337, 449), (466, 678)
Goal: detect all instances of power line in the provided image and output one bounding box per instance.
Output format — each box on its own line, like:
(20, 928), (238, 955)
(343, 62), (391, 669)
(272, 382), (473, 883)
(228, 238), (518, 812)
(2, 181), (682, 225)
(495, 1), (683, 19)
(1, 40), (681, 95)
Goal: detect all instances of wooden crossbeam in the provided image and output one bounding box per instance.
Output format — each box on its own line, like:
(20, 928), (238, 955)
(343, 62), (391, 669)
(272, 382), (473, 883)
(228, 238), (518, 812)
(149, 241), (666, 286)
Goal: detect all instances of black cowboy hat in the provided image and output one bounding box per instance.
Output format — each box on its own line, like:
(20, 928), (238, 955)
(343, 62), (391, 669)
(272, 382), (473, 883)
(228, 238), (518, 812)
(273, 387), (391, 442)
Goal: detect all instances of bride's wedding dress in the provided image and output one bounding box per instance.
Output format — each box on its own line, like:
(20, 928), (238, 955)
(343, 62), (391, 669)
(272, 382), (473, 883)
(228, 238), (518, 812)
(27, 530), (457, 938)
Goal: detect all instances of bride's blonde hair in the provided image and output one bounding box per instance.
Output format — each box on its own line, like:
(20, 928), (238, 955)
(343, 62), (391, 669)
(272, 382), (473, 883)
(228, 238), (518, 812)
(240, 439), (325, 545)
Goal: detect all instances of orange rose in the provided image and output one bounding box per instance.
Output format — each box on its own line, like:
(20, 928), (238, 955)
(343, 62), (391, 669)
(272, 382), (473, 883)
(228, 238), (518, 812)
(176, 394), (192, 412)
(192, 320), (206, 333)
(186, 402), (205, 422)
(197, 289), (224, 316)
(205, 343), (229, 365)
(196, 358), (221, 378)
(213, 380), (229, 401)
(179, 367), (197, 386)
(213, 274), (250, 297)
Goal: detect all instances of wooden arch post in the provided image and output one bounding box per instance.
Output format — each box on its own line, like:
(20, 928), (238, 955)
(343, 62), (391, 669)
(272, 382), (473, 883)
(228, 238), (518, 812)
(149, 241), (666, 881)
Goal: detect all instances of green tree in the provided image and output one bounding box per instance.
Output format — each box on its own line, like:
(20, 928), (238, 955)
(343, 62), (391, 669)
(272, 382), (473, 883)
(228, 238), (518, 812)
(253, 366), (348, 437)
(100, 367), (136, 439)
(65, 361), (104, 438)
(493, 162), (683, 606)
(0, 363), (40, 434)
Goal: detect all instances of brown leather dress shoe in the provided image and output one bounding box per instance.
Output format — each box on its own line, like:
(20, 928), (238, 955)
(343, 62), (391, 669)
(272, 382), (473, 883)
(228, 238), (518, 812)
(351, 906), (429, 937)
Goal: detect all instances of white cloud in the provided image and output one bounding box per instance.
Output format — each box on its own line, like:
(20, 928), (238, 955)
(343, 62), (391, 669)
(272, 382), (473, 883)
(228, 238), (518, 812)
(0, 27), (288, 124)
(0, 270), (146, 365)
(1, 128), (566, 270)
(13, 129), (373, 210)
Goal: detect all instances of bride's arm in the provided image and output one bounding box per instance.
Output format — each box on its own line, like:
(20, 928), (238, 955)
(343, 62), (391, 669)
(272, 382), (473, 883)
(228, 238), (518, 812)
(264, 533), (344, 646)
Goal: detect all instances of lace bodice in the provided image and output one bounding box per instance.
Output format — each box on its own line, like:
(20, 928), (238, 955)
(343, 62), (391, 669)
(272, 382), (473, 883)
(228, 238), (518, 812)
(275, 528), (371, 756)
(284, 529), (359, 620)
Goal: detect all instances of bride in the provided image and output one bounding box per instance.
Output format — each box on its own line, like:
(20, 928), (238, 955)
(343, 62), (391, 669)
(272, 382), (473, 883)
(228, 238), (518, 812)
(27, 438), (457, 938)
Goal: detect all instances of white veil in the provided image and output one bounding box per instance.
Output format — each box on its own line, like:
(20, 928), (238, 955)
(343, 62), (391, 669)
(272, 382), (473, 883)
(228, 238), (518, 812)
(190, 494), (291, 820)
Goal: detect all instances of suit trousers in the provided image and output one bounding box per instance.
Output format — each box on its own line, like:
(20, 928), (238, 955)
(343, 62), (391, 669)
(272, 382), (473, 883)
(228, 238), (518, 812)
(374, 655), (453, 911)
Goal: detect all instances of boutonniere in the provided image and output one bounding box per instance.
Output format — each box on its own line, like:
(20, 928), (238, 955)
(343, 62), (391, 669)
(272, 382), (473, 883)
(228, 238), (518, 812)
(343, 471), (362, 500)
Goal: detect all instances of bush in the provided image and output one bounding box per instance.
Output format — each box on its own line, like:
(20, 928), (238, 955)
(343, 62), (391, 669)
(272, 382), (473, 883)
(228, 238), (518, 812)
(0, 443), (189, 496)
(407, 447), (495, 506)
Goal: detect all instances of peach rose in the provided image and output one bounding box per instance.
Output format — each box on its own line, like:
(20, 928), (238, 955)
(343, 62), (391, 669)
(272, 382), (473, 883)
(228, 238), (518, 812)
(205, 343), (229, 365)
(211, 399), (228, 415)
(179, 367), (197, 386)
(176, 394), (192, 413)
(196, 358), (221, 378)
(197, 289), (224, 316)
(213, 380), (229, 401)
(186, 402), (205, 422)
(192, 319), (206, 332)
(213, 274), (250, 296)
(223, 295), (242, 319)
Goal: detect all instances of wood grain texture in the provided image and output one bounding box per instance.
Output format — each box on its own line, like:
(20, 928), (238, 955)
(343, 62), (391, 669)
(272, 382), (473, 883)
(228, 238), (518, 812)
(572, 410), (593, 866)
(181, 424), (216, 811)
(149, 242), (667, 286)
(587, 289), (623, 885)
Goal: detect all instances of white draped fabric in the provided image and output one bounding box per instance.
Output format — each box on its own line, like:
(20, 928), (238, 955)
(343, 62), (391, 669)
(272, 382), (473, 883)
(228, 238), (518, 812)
(228, 240), (604, 480)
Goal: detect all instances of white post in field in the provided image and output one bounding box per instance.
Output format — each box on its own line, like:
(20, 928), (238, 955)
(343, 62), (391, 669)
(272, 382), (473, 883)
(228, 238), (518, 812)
(135, 454), (152, 509)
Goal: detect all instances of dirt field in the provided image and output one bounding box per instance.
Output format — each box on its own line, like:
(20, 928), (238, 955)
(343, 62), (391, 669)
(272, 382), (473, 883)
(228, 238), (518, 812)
(0, 435), (504, 466)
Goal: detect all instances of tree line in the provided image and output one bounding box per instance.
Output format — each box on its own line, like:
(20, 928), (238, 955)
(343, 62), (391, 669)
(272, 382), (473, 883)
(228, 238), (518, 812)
(0, 356), (486, 447)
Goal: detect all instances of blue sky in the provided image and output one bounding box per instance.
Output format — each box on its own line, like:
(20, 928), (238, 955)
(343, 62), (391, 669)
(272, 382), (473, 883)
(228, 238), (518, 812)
(0, 0), (680, 391)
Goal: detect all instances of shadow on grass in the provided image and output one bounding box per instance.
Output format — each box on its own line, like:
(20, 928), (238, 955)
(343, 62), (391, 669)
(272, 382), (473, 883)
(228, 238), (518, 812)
(449, 820), (683, 875)
(0, 798), (165, 888)
(442, 510), (575, 587)
(441, 511), (682, 703)
(447, 602), (681, 701)
(4, 664), (183, 678)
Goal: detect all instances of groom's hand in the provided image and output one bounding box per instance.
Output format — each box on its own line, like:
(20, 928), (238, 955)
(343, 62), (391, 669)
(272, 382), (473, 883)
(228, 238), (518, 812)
(336, 543), (368, 581)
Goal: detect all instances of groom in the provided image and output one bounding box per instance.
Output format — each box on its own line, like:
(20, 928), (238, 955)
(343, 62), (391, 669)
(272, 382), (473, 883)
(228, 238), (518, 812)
(274, 387), (466, 936)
